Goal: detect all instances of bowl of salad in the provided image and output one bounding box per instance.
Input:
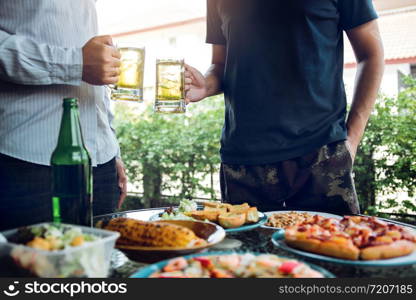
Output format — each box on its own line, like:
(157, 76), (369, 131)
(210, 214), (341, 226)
(0, 223), (119, 278)
(151, 199), (199, 221)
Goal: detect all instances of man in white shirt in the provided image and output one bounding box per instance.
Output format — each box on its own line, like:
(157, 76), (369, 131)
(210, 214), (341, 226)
(0, 0), (127, 230)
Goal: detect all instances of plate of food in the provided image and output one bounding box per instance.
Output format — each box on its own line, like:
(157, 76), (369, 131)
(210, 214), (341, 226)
(0, 223), (119, 277)
(94, 208), (168, 222)
(262, 211), (342, 230)
(150, 200), (267, 233)
(130, 252), (335, 278)
(271, 215), (416, 266)
(95, 217), (226, 263)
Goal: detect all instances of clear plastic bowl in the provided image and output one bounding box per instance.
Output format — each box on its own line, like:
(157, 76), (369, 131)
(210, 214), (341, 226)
(0, 223), (119, 278)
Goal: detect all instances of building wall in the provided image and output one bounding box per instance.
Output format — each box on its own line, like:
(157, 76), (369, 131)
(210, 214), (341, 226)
(110, 3), (415, 102)
(113, 20), (210, 100)
(344, 63), (412, 101)
(374, 0), (416, 11)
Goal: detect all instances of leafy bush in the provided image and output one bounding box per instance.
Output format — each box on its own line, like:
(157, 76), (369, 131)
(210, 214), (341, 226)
(354, 76), (416, 215)
(114, 96), (224, 208)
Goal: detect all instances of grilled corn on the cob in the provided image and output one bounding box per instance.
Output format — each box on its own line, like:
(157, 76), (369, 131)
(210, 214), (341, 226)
(97, 218), (203, 248)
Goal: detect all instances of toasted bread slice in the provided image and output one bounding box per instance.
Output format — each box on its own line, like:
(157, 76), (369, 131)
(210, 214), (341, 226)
(219, 203), (233, 211)
(246, 207), (259, 223)
(203, 201), (222, 208)
(228, 203), (250, 213)
(185, 210), (220, 222)
(218, 212), (246, 229)
(203, 201), (233, 212)
(204, 206), (228, 213)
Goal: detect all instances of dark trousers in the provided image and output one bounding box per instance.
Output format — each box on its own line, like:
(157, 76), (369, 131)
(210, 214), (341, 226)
(0, 154), (119, 231)
(220, 140), (360, 215)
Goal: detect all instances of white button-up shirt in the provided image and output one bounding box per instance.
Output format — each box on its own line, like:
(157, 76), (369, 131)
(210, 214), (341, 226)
(0, 0), (120, 166)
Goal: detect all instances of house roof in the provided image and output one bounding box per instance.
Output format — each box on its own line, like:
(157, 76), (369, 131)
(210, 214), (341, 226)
(97, 0), (205, 35)
(344, 6), (416, 66)
(100, 1), (416, 67)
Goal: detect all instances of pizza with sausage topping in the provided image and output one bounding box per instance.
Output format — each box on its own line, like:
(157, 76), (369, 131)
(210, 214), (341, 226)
(285, 215), (416, 260)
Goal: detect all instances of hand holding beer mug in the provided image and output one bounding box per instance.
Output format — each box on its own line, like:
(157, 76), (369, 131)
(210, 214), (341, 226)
(183, 64), (208, 104)
(82, 35), (121, 86)
(111, 46), (145, 102)
(155, 58), (186, 114)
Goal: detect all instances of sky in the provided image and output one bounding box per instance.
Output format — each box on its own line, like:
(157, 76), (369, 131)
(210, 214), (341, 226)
(96, 0), (206, 35)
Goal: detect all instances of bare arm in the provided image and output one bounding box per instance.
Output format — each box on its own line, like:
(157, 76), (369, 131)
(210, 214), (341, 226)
(185, 44), (226, 103)
(345, 20), (384, 158)
(205, 45), (226, 97)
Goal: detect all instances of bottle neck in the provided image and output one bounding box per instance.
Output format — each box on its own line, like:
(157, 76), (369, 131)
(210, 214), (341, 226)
(57, 104), (86, 149)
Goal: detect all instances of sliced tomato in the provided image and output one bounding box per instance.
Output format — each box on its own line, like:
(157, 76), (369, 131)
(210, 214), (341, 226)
(278, 261), (300, 274)
(193, 257), (213, 269)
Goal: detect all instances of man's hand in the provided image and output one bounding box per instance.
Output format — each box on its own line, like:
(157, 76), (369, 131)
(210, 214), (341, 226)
(82, 35), (121, 85)
(346, 138), (358, 162)
(184, 64), (207, 104)
(184, 45), (226, 103)
(115, 157), (128, 209)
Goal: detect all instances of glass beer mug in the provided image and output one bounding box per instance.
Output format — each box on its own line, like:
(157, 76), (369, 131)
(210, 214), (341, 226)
(111, 47), (145, 102)
(154, 58), (186, 114)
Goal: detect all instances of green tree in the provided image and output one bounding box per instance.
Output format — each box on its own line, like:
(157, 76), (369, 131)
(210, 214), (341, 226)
(354, 76), (416, 216)
(114, 96), (224, 209)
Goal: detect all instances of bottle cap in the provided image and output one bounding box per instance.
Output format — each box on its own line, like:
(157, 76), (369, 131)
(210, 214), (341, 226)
(63, 98), (78, 107)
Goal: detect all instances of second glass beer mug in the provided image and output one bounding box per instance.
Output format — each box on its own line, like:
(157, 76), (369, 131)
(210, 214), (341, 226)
(111, 47), (145, 102)
(155, 58), (186, 114)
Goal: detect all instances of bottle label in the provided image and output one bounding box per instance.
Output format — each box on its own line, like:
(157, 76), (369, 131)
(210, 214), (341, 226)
(52, 197), (61, 224)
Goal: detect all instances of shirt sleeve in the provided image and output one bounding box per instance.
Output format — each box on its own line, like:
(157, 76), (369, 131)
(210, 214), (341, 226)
(0, 30), (83, 86)
(338, 0), (378, 31)
(206, 0), (226, 45)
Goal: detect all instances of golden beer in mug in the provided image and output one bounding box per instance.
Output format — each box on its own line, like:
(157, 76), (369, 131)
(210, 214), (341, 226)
(155, 58), (186, 114)
(111, 47), (145, 102)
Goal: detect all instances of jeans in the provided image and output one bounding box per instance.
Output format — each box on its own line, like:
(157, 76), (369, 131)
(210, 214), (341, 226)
(0, 154), (119, 231)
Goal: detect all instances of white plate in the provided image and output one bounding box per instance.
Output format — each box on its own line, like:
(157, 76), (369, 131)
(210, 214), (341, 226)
(261, 210), (342, 230)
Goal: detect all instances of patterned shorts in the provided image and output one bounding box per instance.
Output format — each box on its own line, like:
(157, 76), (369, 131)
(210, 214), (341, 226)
(220, 140), (359, 215)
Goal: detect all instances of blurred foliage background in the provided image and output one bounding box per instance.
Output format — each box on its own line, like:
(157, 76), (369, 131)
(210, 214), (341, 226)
(114, 95), (224, 209)
(114, 79), (416, 223)
(354, 76), (416, 222)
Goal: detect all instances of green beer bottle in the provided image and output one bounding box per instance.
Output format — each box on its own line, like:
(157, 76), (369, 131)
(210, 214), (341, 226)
(51, 98), (93, 226)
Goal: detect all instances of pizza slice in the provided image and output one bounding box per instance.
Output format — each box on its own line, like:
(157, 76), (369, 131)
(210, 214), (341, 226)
(341, 216), (416, 260)
(285, 222), (360, 260)
(284, 215), (416, 261)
